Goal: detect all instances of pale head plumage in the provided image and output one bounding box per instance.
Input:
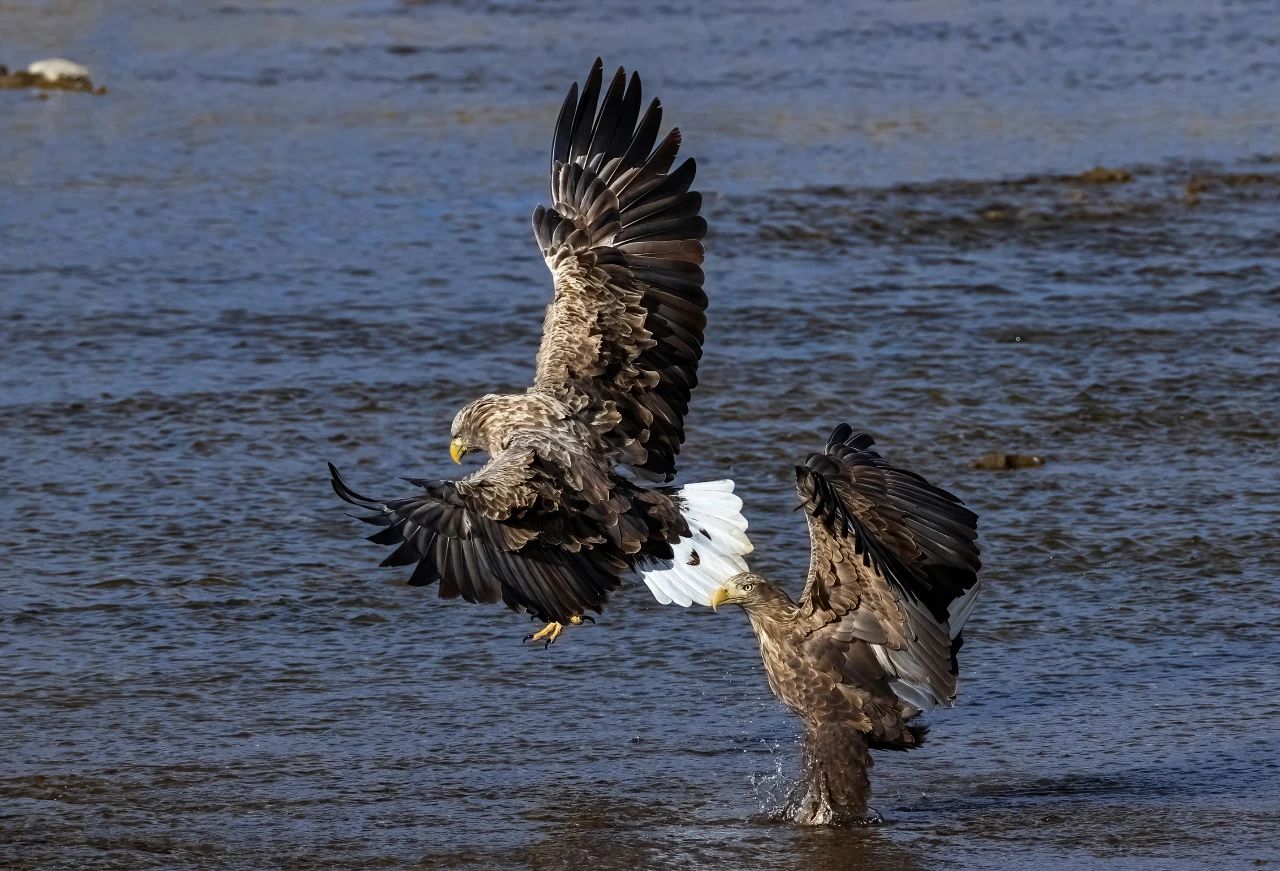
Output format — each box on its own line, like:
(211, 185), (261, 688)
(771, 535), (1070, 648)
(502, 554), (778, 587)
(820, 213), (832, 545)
(710, 572), (795, 620)
(449, 392), (570, 458)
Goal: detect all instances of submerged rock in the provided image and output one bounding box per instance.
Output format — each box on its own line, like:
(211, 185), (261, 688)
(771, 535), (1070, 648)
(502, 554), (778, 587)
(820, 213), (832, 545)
(978, 203), (1020, 222)
(972, 452), (1045, 470)
(1075, 166), (1133, 184)
(0, 58), (105, 94)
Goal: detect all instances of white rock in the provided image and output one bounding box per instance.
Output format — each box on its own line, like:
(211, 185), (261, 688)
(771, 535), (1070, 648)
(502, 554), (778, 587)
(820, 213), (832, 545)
(27, 58), (90, 82)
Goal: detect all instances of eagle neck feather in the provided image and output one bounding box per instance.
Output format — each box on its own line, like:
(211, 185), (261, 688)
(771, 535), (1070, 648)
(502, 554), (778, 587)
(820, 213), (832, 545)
(744, 597), (801, 635)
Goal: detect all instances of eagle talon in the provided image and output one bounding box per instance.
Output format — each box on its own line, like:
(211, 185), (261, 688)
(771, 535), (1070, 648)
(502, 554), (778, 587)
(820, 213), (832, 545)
(525, 621), (565, 647)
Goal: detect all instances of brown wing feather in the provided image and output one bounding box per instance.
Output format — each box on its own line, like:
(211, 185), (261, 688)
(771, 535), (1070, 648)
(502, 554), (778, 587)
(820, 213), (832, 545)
(796, 425), (981, 709)
(329, 459), (627, 624)
(531, 59), (708, 481)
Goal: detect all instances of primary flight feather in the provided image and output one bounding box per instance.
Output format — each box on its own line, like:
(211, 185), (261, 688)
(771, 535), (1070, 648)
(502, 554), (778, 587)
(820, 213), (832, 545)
(329, 60), (751, 645)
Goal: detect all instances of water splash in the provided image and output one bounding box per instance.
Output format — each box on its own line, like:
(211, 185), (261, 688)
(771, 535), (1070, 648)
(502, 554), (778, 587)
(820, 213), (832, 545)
(782, 778), (885, 827)
(747, 737), (793, 817)
(751, 734), (886, 827)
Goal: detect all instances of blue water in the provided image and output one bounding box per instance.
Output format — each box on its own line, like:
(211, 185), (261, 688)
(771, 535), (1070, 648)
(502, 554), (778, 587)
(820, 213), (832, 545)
(2, 2), (1279, 868)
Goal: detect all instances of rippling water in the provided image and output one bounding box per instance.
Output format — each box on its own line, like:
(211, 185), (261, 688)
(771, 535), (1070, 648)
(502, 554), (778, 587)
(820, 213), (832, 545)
(3, 1), (1279, 868)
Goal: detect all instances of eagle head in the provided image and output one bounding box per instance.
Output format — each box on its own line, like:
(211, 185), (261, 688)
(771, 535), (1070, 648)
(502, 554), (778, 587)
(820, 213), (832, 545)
(709, 571), (788, 613)
(449, 392), (569, 463)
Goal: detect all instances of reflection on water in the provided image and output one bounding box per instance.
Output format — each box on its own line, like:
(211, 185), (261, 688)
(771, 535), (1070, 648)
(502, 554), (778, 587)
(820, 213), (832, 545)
(2, 0), (1279, 868)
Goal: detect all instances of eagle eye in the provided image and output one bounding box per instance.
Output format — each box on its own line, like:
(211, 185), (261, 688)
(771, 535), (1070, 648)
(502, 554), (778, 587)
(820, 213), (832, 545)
(741, 583), (755, 593)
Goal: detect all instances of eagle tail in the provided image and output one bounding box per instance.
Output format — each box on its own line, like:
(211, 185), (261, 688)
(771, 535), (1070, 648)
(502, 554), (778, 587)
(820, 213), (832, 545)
(630, 480), (753, 607)
(785, 721), (880, 826)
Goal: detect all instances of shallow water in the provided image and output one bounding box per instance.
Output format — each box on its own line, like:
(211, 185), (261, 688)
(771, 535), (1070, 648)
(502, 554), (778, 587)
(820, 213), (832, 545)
(2, 1), (1279, 868)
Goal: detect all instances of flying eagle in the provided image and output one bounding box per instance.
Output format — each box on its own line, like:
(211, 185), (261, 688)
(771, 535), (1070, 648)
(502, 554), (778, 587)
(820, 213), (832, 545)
(709, 425), (981, 825)
(329, 60), (752, 645)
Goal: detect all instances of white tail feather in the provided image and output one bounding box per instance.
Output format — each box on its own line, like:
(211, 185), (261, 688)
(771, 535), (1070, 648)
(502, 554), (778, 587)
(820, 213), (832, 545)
(632, 480), (753, 607)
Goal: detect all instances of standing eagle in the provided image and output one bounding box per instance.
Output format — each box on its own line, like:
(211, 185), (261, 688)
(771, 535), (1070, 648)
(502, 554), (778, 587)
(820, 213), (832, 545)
(709, 425), (981, 825)
(329, 60), (752, 645)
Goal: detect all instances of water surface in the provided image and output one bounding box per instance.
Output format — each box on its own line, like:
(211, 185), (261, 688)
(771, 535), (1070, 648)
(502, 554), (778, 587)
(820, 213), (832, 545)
(2, 2), (1279, 868)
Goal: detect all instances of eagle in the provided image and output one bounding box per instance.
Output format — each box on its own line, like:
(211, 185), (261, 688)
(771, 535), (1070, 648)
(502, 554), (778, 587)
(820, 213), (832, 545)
(709, 425), (981, 825)
(329, 60), (752, 645)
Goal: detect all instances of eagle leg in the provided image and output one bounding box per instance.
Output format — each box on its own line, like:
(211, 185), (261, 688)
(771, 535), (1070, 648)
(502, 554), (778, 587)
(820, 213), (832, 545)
(522, 615), (591, 648)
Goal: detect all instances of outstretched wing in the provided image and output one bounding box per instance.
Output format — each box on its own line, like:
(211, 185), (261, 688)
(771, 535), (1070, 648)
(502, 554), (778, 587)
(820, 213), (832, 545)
(329, 455), (626, 624)
(531, 59), (708, 482)
(796, 425), (981, 711)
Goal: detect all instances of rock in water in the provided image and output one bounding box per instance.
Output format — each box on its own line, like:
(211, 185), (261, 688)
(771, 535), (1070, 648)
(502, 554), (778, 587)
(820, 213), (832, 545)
(27, 58), (91, 82)
(1, 58), (104, 94)
(972, 452), (1045, 470)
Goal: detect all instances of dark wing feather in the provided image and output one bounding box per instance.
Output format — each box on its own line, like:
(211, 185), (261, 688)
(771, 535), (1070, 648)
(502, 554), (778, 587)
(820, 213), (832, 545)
(329, 462), (622, 623)
(796, 426), (981, 710)
(531, 59), (708, 481)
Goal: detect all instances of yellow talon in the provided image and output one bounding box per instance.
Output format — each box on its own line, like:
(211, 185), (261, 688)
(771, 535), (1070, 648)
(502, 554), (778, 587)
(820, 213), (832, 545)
(524, 615), (591, 647)
(526, 621), (564, 646)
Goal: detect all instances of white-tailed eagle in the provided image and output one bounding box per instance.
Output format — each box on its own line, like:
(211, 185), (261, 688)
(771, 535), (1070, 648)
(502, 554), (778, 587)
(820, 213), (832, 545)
(709, 425), (981, 824)
(330, 60), (752, 645)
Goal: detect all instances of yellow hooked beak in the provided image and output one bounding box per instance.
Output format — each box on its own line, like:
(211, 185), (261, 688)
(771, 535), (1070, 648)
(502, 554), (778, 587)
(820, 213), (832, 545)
(709, 587), (729, 612)
(449, 438), (466, 464)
